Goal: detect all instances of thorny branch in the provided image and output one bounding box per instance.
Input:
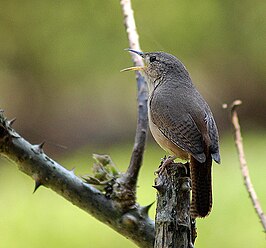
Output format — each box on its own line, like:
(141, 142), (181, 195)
(0, 112), (155, 248)
(230, 100), (266, 232)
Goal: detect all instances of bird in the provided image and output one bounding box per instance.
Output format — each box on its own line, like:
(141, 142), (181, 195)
(122, 49), (221, 218)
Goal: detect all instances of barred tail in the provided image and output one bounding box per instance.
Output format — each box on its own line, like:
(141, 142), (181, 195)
(190, 155), (212, 218)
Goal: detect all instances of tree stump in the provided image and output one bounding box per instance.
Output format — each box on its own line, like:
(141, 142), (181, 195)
(154, 162), (196, 248)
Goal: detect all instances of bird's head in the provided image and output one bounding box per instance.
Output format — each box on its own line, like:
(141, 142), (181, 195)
(121, 49), (190, 91)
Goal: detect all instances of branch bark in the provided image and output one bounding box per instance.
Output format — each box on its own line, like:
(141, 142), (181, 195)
(119, 0), (149, 191)
(230, 100), (266, 232)
(0, 112), (154, 248)
(154, 162), (196, 248)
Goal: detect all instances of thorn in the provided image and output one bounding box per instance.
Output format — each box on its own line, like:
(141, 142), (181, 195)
(7, 118), (16, 126)
(140, 202), (155, 216)
(38, 141), (45, 149)
(70, 167), (75, 175)
(32, 142), (45, 153)
(33, 180), (42, 193)
(33, 141), (45, 153)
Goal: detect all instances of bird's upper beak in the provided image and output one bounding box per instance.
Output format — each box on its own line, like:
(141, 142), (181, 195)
(120, 49), (145, 72)
(126, 49), (144, 57)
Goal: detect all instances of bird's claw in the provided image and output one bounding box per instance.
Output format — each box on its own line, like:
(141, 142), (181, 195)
(156, 155), (177, 174)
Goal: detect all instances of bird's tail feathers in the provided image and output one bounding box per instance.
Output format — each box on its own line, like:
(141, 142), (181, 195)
(190, 154), (212, 218)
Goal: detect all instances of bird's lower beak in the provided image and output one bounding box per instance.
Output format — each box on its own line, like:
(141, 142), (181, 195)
(120, 66), (144, 72)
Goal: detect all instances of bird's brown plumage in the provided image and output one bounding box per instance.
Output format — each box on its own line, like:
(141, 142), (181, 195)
(125, 50), (220, 218)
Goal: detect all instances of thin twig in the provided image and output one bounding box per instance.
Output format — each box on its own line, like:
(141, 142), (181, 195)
(230, 100), (266, 232)
(0, 112), (155, 248)
(119, 0), (149, 190)
(120, 0), (143, 65)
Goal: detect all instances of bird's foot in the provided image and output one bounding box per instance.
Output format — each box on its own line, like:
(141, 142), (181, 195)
(156, 155), (177, 174)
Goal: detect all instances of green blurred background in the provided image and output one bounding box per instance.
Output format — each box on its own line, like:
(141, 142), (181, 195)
(0, 1), (265, 247)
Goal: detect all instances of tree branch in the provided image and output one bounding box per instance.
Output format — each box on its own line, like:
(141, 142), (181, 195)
(119, 0), (149, 191)
(0, 111), (155, 248)
(230, 100), (266, 232)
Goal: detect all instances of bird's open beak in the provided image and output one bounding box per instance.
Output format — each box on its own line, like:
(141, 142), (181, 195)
(120, 66), (144, 72)
(121, 49), (145, 72)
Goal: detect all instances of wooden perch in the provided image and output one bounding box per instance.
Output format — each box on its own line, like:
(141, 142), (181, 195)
(230, 100), (266, 232)
(154, 162), (196, 248)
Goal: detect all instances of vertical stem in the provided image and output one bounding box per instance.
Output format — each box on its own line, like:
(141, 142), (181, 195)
(230, 100), (266, 232)
(120, 0), (148, 190)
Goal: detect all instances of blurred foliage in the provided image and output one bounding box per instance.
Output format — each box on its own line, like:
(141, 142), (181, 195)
(0, 1), (265, 155)
(0, 132), (265, 247)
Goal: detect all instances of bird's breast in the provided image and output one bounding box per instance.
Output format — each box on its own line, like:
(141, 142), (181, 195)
(148, 100), (189, 161)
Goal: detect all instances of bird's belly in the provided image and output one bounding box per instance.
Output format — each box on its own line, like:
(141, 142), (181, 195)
(148, 114), (189, 161)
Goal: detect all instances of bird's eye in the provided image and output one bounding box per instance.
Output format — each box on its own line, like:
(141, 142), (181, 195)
(149, 56), (156, 62)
